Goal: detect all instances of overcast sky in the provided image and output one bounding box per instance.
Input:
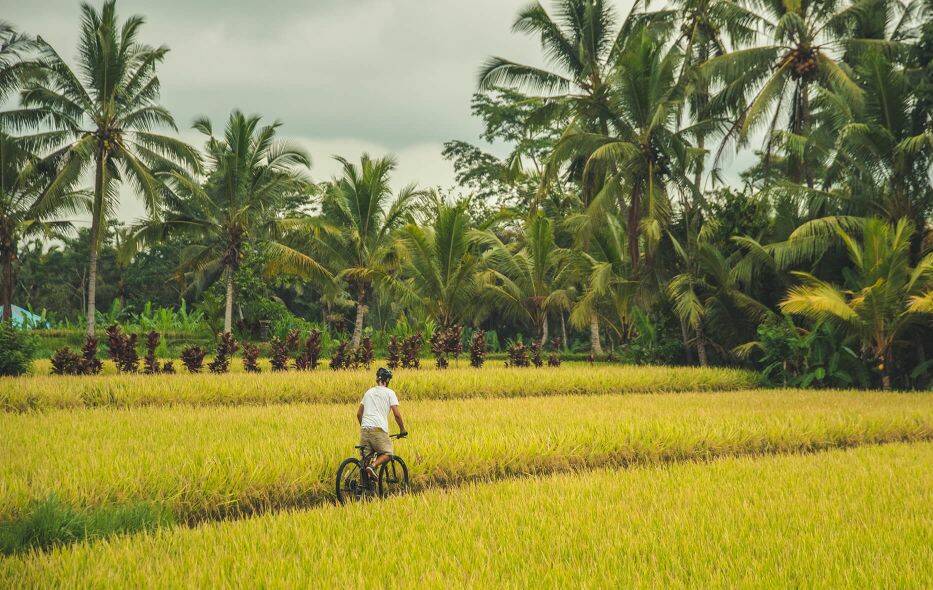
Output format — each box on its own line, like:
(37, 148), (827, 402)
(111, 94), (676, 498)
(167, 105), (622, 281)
(4, 0), (751, 224)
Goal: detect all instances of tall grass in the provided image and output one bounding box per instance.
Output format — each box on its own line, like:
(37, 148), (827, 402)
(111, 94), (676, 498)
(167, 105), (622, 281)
(3, 443), (930, 587)
(3, 363), (759, 411)
(1, 391), (929, 538)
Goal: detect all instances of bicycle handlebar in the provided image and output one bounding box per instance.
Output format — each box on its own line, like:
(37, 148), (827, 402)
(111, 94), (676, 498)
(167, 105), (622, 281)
(390, 432), (408, 439)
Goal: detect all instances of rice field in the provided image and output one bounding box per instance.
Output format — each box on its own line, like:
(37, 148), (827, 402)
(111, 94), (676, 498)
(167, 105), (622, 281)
(2, 361), (931, 585)
(3, 443), (930, 588)
(2, 390), (930, 534)
(2, 363), (758, 411)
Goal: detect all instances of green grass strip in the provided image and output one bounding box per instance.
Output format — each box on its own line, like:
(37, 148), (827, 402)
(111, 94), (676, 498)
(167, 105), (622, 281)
(3, 443), (931, 587)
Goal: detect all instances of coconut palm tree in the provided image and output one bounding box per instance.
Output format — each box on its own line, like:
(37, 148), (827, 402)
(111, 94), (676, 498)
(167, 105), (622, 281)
(133, 110), (315, 333)
(667, 216), (772, 364)
(553, 26), (697, 272)
(662, 0), (760, 194)
(699, 0), (882, 185)
(390, 201), (482, 328)
(476, 213), (572, 344)
(286, 154), (424, 348)
(780, 217), (933, 389)
(7, 1), (199, 335)
(0, 132), (84, 322)
(0, 22), (34, 104)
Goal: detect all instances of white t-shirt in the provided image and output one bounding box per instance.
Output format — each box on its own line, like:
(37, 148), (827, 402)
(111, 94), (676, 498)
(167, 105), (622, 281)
(360, 385), (399, 433)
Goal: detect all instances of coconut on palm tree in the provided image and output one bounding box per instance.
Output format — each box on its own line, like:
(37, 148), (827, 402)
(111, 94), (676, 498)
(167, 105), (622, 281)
(700, 0), (878, 185)
(133, 110), (315, 334)
(8, 1), (199, 335)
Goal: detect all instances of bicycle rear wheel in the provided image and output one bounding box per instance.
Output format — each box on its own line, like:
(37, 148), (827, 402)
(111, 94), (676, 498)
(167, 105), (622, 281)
(378, 456), (409, 498)
(336, 458), (366, 503)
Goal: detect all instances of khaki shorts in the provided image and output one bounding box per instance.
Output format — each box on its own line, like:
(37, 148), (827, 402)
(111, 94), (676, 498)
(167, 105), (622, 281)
(360, 428), (393, 456)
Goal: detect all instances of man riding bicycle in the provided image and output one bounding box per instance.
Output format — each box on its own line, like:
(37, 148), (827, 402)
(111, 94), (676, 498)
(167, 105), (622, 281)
(357, 367), (407, 479)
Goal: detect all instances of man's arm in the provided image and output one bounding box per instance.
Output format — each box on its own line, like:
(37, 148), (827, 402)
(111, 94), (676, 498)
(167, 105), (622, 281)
(391, 405), (406, 434)
(357, 403), (364, 424)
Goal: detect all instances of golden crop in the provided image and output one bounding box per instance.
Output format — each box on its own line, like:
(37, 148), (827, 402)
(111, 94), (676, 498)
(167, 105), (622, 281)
(3, 363), (759, 411)
(2, 390), (930, 525)
(4, 443), (930, 588)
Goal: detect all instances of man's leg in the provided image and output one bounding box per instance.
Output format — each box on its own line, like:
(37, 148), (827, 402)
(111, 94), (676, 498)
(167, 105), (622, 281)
(372, 452), (392, 468)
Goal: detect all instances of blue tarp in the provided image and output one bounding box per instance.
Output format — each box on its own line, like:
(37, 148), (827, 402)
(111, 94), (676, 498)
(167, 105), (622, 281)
(0, 305), (47, 328)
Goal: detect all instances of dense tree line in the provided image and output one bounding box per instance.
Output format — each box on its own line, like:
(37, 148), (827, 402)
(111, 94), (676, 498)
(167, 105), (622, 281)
(1, 0), (931, 388)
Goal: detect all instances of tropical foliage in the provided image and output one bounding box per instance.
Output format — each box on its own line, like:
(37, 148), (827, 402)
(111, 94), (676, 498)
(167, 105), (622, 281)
(4, 0), (932, 388)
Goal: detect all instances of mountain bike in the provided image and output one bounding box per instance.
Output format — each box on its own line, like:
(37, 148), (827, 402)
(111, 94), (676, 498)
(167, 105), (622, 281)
(335, 433), (409, 503)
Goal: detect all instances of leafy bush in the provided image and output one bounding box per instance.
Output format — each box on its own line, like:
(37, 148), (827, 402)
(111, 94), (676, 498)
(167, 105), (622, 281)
(105, 325), (139, 373)
(330, 341), (350, 370)
(208, 333), (238, 374)
(401, 333), (423, 369)
(618, 309), (684, 366)
(180, 346), (206, 373)
(470, 329), (487, 368)
(430, 329), (449, 369)
(355, 336), (374, 369)
(143, 332), (161, 375)
(295, 330), (322, 371)
(506, 339), (530, 367)
(50, 348), (83, 375)
(530, 341), (543, 367)
(0, 323), (37, 376)
(738, 318), (869, 388)
(242, 342), (261, 373)
(387, 336), (401, 369)
(269, 337), (289, 371)
(547, 338), (561, 367)
(80, 336), (103, 375)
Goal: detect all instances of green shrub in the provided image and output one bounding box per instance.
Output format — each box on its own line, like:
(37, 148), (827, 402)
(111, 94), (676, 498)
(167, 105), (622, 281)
(0, 322), (37, 376)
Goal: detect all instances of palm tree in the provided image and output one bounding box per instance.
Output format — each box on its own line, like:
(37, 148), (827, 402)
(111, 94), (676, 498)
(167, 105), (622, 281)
(700, 0), (876, 185)
(667, 216), (772, 364)
(566, 211), (637, 354)
(476, 213), (571, 344)
(391, 201), (482, 328)
(0, 132), (84, 322)
(133, 110), (315, 333)
(553, 26), (696, 272)
(780, 217), (932, 389)
(479, 0), (635, 206)
(662, 0), (760, 194)
(288, 154), (423, 348)
(812, 49), (932, 231)
(0, 22), (34, 103)
(8, 1), (199, 335)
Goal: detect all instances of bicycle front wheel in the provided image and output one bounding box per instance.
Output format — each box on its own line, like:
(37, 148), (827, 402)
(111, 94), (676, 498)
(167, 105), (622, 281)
(336, 458), (366, 503)
(378, 456), (410, 498)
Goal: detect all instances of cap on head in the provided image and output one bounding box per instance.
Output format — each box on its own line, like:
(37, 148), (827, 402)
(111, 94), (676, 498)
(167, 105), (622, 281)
(376, 367), (392, 384)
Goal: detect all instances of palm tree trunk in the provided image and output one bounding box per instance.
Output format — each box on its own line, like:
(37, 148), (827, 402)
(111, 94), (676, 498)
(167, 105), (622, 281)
(628, 183), (642, 270)
(880, 348), (892, 391)
(86, 153), (107, 337)
(561, 312), (567, 349)
(223, 266), (234, 334)
(351, 286), (366, 349)
(1, 247), (13, 323)
(540, 313), (549, 346)
(590, 313), (603, 356)
(696, 323), (708, 367)
(679, 318), (694, 364)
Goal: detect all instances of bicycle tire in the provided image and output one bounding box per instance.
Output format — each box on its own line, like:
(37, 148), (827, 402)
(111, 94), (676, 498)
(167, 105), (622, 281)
(336, 457), (366, 503)
(377, 456), (410, 498)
